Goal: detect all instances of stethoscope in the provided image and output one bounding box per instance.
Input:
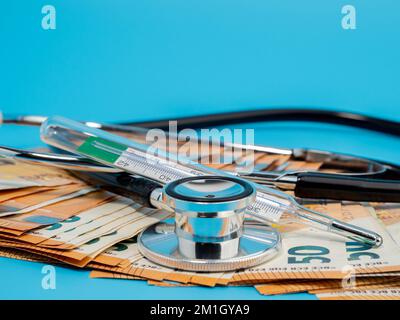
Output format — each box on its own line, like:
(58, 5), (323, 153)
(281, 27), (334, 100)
(0, 110), (392, 272)
(137, 175), (281, 272)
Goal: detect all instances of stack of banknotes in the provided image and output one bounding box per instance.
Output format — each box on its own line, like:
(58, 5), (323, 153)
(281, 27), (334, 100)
(0, 152), (399, 300)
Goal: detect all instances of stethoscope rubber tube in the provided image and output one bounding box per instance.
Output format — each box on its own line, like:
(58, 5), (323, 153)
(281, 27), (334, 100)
(295, 172), (400, 202)
(71, 171), (162, 200)
(124, 108), (400, 138)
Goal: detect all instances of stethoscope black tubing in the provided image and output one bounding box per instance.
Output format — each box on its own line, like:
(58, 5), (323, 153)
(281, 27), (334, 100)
(122, 108), (400, 138)
(121, 108), (400, 201)
(71, 171), (162, 204)
(295, 172), (400, 202)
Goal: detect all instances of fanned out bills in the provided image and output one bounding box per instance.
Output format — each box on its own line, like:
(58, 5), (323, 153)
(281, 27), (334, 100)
(0, 155), (400, 299)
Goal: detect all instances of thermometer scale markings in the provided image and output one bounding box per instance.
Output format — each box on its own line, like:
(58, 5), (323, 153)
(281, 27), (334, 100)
(247, 192), (283, 223)
(115, 148), (203, 184)
(117, 149), (284, 222)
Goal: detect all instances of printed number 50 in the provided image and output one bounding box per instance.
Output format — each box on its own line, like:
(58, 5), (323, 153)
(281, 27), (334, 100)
(288, 245), (331, 264)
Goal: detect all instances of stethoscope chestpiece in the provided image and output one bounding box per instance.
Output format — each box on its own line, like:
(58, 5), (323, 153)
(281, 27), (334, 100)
(137, 176), (281, 272)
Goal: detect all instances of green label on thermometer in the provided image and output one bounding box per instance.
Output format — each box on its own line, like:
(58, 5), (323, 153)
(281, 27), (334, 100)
(76, 136), (197, 184)
(77, 136), (127, 164)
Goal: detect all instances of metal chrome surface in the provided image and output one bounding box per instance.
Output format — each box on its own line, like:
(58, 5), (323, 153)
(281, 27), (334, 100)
(168, 176), (257, 261)
(139, 176), (281, 271)
(163, 176), (256, 216)
(137, 220), (281, 272)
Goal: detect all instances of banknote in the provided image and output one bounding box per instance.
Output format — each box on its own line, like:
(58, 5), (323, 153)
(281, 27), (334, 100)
(0, 207), (171, 267)
(0, 159), (78, 190)
(92, 238), (141, 268)
(88, 241), (235, 286)
(147, 280), (193, 287)
(372, 203), (400, 246)
(315, 288), (400, 300)
(0, 189), (113, 232)
(90, 270), (193, 287)
(255, 276), (400, 295)
(0, 227), (25, 236)
(0, 184), (96, 217)
(0, 186), (55, 203)
(0, 198), (139, 250)
(3, 200), (397, 288)
(231, 203), (400, 283)
(0, 247), (58, 264)
(253, 204), (400, 295)
(89, 257), (233, 287)
(309, 280), (400, 295)
(35, 202), (144, 249)
(90, 269), (142, 281)
(17, 196), (135, 245)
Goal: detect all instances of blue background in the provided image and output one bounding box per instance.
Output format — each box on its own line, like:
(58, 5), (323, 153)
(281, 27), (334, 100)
(0, 0), (399, 299)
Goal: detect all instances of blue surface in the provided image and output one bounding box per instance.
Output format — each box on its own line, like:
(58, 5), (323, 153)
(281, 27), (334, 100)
(1, 0), (400, 122)
(0, 257), (315, 300)
(0, 1), (399, 300)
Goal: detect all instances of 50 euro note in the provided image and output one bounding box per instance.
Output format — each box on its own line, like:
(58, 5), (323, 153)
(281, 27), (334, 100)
(371, 203), (400, 246)
(0, 186), (57, 203)
(0, 184), (97, 218)
(38, 204), (150, 250)
(0, 188), (113, 232)
(78, 223), (235, 286)
(0, 195), (141, 263)
(230, 202), (400, 284)
(90, 238), (142, 268)
(254, 275), (400, 296)
(15, 196), (138, 247)
(314, 287), (400, 300)
(83, 228), (234, 286)
(88, 243), (235, 287)
(309, 280), (400, 295)
(18, 199), (144, 250)
(18, 196), (138, 244)
(0, 207), (172, 267)
(0, 159), (78, 190)
(0, 247), (59, 265)
(90, 269), (193, 287)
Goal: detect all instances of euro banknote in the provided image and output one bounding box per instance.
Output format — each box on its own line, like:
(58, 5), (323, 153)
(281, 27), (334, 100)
(315, 288), (400, 300)
(231, 202), (400, 283)
(0, 207), (171, 267)
(0, 189), (113, 232)
(0, 184), (96, 217)
(372, 203), (400, 246)
(0, 159), (78, 190)
(0, 246), (57, 264)
(255, 276), (400, 296)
